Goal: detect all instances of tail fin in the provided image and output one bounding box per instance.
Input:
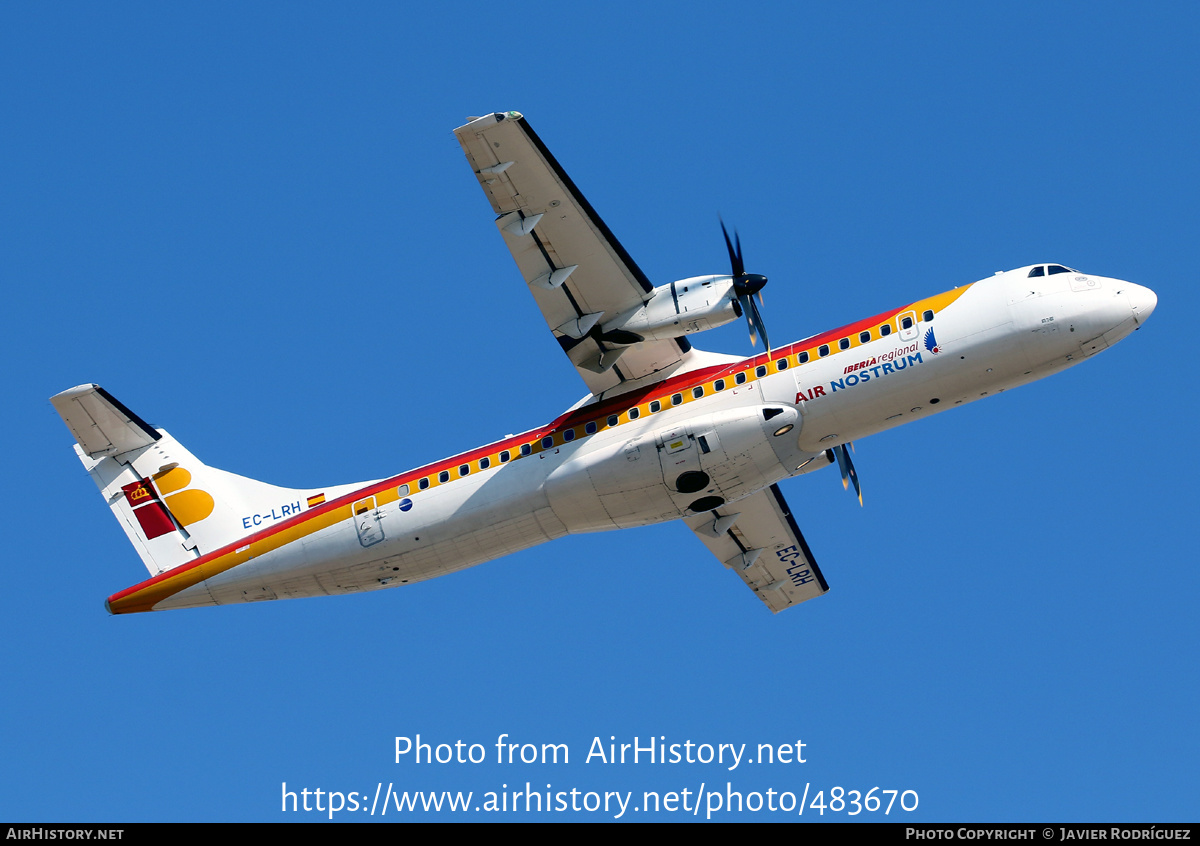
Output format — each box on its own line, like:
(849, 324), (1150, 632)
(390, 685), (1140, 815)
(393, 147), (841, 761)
(52, 385), (332, 577)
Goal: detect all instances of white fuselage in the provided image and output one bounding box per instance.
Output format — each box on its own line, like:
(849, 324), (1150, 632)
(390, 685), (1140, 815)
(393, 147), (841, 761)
(154, 266), (1154, 611)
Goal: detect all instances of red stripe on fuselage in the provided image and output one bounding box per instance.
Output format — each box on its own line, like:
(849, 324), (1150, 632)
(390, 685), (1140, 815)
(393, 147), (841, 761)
(106, 298), (945, 610)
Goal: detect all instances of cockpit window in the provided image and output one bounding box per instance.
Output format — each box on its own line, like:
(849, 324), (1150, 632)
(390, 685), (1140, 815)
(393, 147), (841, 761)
(1048, 265), (1071, 275)
(1028, 266), (1045, 278)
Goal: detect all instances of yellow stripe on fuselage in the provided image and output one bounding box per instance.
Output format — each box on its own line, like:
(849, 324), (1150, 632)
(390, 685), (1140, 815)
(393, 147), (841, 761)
(107, 284), (973, 613)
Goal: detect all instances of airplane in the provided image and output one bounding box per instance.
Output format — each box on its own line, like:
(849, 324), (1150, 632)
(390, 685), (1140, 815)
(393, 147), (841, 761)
(51, 110), (1157, 615)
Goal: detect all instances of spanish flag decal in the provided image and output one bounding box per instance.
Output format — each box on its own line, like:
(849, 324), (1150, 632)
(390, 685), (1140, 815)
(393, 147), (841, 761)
(307, 493), (325, 508)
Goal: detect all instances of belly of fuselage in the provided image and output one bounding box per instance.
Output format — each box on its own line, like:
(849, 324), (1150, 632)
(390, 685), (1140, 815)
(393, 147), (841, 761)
(158, 458), (568, 609)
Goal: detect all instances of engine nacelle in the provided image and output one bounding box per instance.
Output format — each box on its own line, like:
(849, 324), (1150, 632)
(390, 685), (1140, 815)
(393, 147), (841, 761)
(600, 275), (740, 343)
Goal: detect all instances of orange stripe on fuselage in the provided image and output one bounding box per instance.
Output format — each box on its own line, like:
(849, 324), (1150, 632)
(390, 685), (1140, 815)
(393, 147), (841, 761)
(107, 284), (972, 613)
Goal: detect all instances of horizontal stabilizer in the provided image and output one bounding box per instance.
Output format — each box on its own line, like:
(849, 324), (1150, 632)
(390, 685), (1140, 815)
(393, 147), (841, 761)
(50, 384), (160, 458)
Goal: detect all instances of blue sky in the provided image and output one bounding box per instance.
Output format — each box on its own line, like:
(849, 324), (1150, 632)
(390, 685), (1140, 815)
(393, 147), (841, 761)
(3, 2), (1196, 822)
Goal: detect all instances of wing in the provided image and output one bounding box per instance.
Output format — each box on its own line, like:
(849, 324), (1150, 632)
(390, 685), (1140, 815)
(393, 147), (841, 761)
(684, 485), (829, 613)
(454, 111), (698, 397)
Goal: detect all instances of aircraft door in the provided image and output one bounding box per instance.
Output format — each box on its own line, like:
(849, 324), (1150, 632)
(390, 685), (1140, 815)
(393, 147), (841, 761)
(352, 495), (385, 548)
(899, 310), (919, 342)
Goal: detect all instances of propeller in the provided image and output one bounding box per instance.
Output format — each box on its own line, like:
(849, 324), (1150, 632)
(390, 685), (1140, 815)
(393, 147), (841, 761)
(828, 443), (863, 506)
(720, 219), (770, 351)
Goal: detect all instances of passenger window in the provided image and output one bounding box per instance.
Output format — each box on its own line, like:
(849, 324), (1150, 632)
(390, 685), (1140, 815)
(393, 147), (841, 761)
(500, 450), (511, 463)
(671, 393), (682, 406)
(693, 386), (704, 399)
(397, 483), (410, 496)
(418, 477), (429, 490)
(607, 415), (619, 427)
(585, 421), (597, 434)
(541, 436), (553, 449)
(563, 429), (575, 441)
(776, 358), (788, 370)
(838, 338), (850, 351)
(714, 379), (725, 391)
(629, 407), (640, 419)
(650, 400), (661, 412)
(819, 344), (829, 357)
(901, 316), (914, 330)
(798, 351), (809, 363)
(459, 464), (469, 476)
(520, 443), (532, 456)
(922, 310), (934, 322)
(735, 372), (746, 385)
(479, 457), (490, 470)
(755, 365), (767, 377)
(1029, 266), (1045, 277)
(880, 323), (892, 337)
(438, 470), (449, 483)
(859, 331), (870, 344)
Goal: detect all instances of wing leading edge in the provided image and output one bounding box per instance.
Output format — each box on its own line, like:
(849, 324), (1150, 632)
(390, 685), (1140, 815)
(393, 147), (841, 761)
(685, 485), (829, 612)
(453, 111), (700, 398)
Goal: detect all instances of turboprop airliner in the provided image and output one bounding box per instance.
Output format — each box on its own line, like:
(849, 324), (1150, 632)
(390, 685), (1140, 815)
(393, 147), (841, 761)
(52, 110), (1157, 615)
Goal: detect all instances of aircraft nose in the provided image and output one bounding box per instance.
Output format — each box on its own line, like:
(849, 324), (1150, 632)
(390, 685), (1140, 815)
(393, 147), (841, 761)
(1127, 283), (1157, 326)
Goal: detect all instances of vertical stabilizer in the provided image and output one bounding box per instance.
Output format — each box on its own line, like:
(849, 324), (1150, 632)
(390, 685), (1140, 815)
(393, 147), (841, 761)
(52, 385), (336, 577)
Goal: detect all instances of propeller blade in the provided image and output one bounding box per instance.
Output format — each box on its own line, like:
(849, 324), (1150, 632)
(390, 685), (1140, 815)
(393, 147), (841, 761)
(748, 296), (770, 353)
(720, 220), (770, 352)
(739, 294), (758, 347)
(833, 444), (849, 490)
(841, 444), (863, 506)
(830, 444), (864, 505)
(720, 218), (744, 278)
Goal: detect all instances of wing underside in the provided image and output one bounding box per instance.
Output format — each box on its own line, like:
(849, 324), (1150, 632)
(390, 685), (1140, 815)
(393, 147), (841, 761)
(685, 485), (829, 613)
(454, 111), (697, 397)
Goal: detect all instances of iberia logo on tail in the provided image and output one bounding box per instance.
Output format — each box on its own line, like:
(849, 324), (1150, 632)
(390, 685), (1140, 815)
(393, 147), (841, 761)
(121, 467), (215, 540)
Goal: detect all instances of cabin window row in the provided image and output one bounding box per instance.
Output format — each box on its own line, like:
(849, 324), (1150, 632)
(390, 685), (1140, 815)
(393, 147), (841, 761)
(793, 309), (937, 362)
(397, 309), (933, 495)
(405, 447), (519, 492)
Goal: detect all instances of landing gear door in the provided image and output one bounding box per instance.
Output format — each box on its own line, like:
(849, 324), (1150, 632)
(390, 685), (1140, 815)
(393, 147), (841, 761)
(655, 425), (706, 494)
(352, 496), (385, 548)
